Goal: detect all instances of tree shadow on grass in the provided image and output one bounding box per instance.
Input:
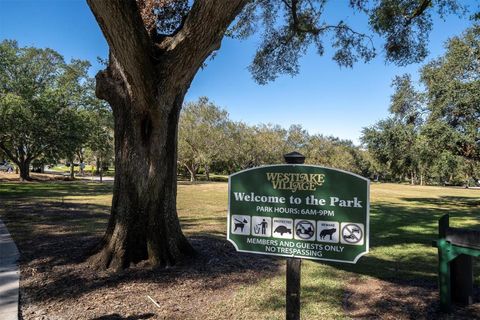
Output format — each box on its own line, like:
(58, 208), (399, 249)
(0, 181), (113, 199)
(314, 199), (480, 319)
(401, 196), (480, 210)
(180, 215), (227, 239)
(369, 200), (480, 248)
(322, 200), (480, 281)
(0, 200), (110, 267)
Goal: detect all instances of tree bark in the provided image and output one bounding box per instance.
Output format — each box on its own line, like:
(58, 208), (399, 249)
(89, 92), (194, 269)
(87, 0), (248, 270)
(19, 160), (31, 181)
(96, 157), (100, 175)
(70, 157), (75, 180)
(99, 158), (103, 183)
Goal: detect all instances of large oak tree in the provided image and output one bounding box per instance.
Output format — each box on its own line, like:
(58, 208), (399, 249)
(0, 40), (93, 181)
(86, 0), (466, 270)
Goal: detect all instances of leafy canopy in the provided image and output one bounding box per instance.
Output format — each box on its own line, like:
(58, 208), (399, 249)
(0, 40), (101, 172)
(138, 0), (465, 85)
(229, 0), (464, 83)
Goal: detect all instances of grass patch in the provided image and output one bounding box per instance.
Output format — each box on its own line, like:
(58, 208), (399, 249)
(0, 181), (479, 318)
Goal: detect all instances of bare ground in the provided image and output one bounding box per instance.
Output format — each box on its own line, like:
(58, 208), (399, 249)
(344, 277), (480, 319)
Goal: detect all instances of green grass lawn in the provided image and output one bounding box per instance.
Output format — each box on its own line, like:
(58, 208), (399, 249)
(0, 181), (479, 319)
(178, 182), (480, 318)
(49, 164), (115, 176)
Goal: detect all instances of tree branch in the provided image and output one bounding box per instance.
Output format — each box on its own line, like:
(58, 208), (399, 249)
(405, 0), (432, 26)
(284, 0), (373, 50)
(0, 142), (20, 165)
(87, 0), (156, 103)
(155, 0), (249, 86)
(95, 53), (129, 108)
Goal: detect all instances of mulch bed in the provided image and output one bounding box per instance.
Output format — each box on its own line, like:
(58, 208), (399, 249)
(18, 235), (278, 320)
(0, 197), (279, 319)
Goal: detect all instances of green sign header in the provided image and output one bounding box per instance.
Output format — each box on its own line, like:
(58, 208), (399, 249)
(227, 165), (369, 263)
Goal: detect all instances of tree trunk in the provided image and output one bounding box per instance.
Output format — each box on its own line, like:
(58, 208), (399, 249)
(96, 157), (101, 175)
(89, 80), (194, 270)
(19, 160), (30, 181)
(185, 164), (197, 182)
(99, 158), (103, 183)
(70, 157), (75, 179)
(86, 0), (247, 270)
(205, 164), (210, 181)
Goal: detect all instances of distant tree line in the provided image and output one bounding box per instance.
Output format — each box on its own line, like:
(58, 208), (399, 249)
(2, 24), (478, 186)
(178, 97), (374, 181)
(180, 25), (479, 186)
(361, 25), (479, 186)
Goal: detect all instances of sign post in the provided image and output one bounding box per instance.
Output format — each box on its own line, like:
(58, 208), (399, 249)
(227, 153), (369, 319)
(284, 152), (305, 320)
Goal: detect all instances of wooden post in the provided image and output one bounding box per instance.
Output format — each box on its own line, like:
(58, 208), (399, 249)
(438, 239), (451, 313)
(283, 151), (305, 320)
(437, 214), (477, 311)
(286, 258), (301, 320)
(439, 214), (449, 238)
(438, 215), (451, 312)
(451, 254), (473, 305)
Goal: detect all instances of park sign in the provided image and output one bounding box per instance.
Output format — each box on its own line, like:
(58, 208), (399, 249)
(227, 165), (369, 263)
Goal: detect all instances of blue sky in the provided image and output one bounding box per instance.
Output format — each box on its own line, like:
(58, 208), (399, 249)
(0, 0), (477, 144)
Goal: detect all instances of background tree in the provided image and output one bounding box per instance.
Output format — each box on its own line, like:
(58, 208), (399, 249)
(305, 135), (371, 175)
(0, 41), (93, 180)
(362, 118), (419, 183)
(86, 97), (114, 181)
(362, 24), (479, 185)
(421, 24), (480, 162)
(285, 124), (309, 151)
(86, 0), (466, 270)
(362, 74), (424, 183)
(222, 121), (259, 171)
(178, 97), (229, 181)
(214, 122), (286, 172)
